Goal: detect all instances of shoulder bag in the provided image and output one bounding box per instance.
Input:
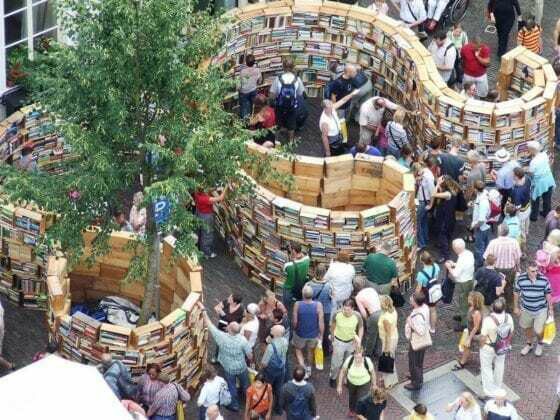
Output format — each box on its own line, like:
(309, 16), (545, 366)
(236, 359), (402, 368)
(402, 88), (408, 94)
(410, 313), (432, 351)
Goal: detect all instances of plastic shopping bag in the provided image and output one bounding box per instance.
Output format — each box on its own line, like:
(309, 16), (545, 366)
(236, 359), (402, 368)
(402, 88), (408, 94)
(339, 118), (348, 143)
(314, 342), (324, 370)
(543, 317), (556, 345)
(458, 328), (469, 352)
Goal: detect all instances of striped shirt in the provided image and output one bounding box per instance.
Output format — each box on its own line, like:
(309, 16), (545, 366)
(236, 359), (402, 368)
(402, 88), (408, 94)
(208, 324), (251, 375)
(137, 373), (165, 407)
(517, 26), (542, 54)
(385, 121), (409, 151)
(148, 383), (190, 417)
(514, 272), (551, 314)
(483, 236), (521, 270)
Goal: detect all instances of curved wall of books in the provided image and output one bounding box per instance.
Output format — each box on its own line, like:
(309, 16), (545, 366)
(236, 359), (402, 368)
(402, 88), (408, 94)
(214, 143), (417, 291)
(46, 231), (207, 390)
(215, 0), (558, 166)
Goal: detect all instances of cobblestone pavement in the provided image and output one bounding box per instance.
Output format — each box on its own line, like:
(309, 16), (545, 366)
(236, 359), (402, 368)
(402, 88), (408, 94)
(3, 1), (560, 419)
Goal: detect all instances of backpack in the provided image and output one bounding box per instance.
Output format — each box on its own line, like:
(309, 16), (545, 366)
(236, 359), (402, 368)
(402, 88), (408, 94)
(267, 341), (286, 371)
(489, 314), (513, 355)
(218, 378), (232, 406)
(276, 74), (298, 112)
(445, 44), (463, 85)
(288, 385), (310, 418)
(420, 266), (442, 304)
(347, 355), (374, 373)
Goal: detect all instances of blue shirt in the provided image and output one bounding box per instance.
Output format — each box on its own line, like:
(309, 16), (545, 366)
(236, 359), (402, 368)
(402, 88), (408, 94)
(308, 280), (333, 314)
(350, 145), (382, 157)
(416, 264), (441, 287)
(510, 178), (531, 207)
(208, 324), (251, 375)
(495, 160), (519, 190)
(514, 272), (551, 314)
(529, 152), (556, 200)
(504, 215), (520, 239)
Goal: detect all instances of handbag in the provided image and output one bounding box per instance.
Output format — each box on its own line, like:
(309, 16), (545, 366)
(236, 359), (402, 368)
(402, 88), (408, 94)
(218, 379), (232, 406)
(410, 313), (432, 351)
(542, 316), (556, 345)
(378, 352), (395, 373)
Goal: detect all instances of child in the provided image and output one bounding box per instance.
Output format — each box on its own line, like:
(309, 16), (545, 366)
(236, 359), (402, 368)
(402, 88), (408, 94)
(517, 15), (543, 54)
(503, 203), (521, 242)
(447, 23), (468, 52)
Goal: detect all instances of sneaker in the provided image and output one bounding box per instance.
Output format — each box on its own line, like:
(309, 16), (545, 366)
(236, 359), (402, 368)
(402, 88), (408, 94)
(520, 343), (533, 356)
(535, 343), (544, 357)
(209, 252), (217, 258)
(304, 366), (312, 379)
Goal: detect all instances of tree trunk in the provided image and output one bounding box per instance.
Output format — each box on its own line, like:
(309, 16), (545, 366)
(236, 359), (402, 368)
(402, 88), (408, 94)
(138, 207), (161, 325)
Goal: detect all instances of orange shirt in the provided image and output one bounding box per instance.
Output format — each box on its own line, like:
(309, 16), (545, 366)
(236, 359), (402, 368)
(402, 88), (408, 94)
(246, 384), (272, 415)
(517, 26), (542, 53)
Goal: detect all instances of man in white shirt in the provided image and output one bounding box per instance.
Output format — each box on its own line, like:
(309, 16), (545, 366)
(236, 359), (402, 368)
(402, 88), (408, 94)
(445, 238), (475, 330)
(426, 0), (450, 30)
(392, 0), (427, 35)
(358, 96), (398, 145)
(479, 299), (514, 398)
(324, 252), (355, 317)
(428, 31), (456, 85)
(415, 161), (435, 250)
(472, 180), (492, 269)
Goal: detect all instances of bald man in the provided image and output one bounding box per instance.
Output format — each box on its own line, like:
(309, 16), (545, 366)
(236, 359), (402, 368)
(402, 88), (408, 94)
(445, 239), (475, 330)
(330, 64), (358, 119)
(206, 404), (224, 420)
(261, 324), (289, 416)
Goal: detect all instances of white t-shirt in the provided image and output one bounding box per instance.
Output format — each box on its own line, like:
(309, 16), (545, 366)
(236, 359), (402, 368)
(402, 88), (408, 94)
(358, 97), (398, 127)
(484, 401), (518, 420)
(269, 73), (304, 98)
(480, 312), (514, 348)
(428, 40), (456, 82)
(320, 111), (341, 137)
(241, 318), (260, 348)
(397, 0), (427, 23)
(197, 376), (227, 407)
(325, 261), (355, 303)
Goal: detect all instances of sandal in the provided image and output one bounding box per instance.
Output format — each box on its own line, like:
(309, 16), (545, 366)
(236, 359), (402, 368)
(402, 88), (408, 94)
(452, 362), (465, 371)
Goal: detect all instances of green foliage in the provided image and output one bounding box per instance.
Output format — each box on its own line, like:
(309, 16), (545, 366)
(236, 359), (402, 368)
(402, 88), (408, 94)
(0, 0), (267, 288)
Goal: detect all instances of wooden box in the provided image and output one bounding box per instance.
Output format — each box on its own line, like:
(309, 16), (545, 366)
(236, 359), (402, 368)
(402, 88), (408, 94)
(293, 175), (322, 193)
(324, 154), (354, 178)
(322, 176), (352, 195)
(294, 156), (324, 178)
(321, 191), (350, 208)
(351, 175), (380, 191)
(287, 191), (320, 207)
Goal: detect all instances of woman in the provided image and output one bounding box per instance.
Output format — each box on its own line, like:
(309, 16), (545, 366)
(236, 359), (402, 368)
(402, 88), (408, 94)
(446, 392), (482, 420)
(248, 94), (276, 148)
(306, 264), (333, 354)
(487, 0), (521, 57)
(397, 144), (414, 169)
(415, 251), (440, 333)
(447, 23), (469, 52)
(408, 403), (435, 420)
(241, 303), (261, 350)
(129, 191), (147, 236)
(430, 175), (460, 262)
(453, 291), (485, 370)
(337, 346), (376, 418)
(356, 387), (387, 420)
(385, 109), (409, 159)
(136, 363), (165, 410)
(527, 141), (556, 222)
(320, 90), (359, 157)
(378, 295), (399, 388)
(257, 290), (287, 351)
(212, 293), (244, 363)
(244, 373), (273, 420)
(238, 54), (262, 119)
(538, 229), (560, 303)
(197, 366), (227, 420)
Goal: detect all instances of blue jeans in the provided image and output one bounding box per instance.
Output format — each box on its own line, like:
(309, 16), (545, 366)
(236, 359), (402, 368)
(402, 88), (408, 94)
(151, 415), (175, 420)
(223, 369), (250, 411)
(387, 144), (401, 159)
(417, 201), (430, 249)
(239, 90), (256, 119)
(198, 405), (207, 420)
(264, 366), (286, 414)
(474, 228), (491, 268)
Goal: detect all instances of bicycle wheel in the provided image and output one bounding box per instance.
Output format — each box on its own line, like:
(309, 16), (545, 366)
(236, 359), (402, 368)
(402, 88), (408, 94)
(449, 0), (469, 24)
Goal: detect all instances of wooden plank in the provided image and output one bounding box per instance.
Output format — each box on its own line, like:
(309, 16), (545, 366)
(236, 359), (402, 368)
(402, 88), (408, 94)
(349, 189), (377, 206)
(292, 175), (322, 193)
(99, 263), (128, 281)
(287, 191), (320, 207)
(189, 270), (203, 293)
(321, 191), (350, 209)
(294, 156), (324, 178)
(322, 176), (352, 194)
(351, 175), (380, 191)
(324, 154), (354, 178)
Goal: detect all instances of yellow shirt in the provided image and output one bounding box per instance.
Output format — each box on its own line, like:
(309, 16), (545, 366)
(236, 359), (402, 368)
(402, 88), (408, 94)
(408, 413), (435, 420)
(378, 310), (398, 343)
(334, 311), (360, 342)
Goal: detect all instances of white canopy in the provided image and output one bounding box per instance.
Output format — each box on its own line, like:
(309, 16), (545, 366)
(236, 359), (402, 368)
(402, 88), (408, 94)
(0, 355), (132, 420)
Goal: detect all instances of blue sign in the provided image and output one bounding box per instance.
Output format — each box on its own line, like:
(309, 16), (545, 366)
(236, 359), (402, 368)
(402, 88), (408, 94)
(154, 197), (171, 226)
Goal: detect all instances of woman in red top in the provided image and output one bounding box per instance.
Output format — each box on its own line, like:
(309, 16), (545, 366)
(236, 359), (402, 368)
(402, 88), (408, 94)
(244, 373), (273, 420)
(193, 187), (226, 258)
(249, 94), (276, 149)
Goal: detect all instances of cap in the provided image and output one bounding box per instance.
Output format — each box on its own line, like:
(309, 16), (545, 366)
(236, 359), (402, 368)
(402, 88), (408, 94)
(247, 303), (259, 315)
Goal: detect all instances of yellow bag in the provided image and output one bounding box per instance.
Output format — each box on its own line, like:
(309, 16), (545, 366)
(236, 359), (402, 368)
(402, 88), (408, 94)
(339, 118), (348, 143)
(542, 316), (556, 345)
(248, 367), (258, 384)
(458, 328), (469, 352)
(176, 401), (185, 420)
(314, 342), (324, 370)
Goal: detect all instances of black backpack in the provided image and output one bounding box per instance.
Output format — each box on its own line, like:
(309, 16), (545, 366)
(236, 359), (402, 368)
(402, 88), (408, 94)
(276, 74), (298, 112)
(445, 44), (463, 86)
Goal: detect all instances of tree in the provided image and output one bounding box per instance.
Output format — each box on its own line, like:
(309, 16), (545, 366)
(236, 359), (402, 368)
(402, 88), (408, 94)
(0, 0), (265, 324)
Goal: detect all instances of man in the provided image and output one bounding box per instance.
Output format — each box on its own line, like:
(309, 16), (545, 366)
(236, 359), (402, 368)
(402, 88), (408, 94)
(355, 287), (382, 358)
(328, 299), (364, 388)
(282, 243), (310, 314)
(362, 242), (398, 294)
(194, 187), (227, 259)
(491, 148), (519, 212)
(429, 136), (465, 182)
(463, 151), (486, 201)
(349, 66), (373, 123)
(510, 167), (532, 247)
(261, 325), (288, 416)
(484, 388), (519, 419)
(280, 366), (317, 420)
(199, 302), (252, 412)
(471, 180), (491, 268)
(445, 238), (475, 330)
(358, 96), (398, 145)
(404, 291), (431, 391)
(483, 224), (521, 311)
(475, 254), (506, 309)
(428, 31), (456, 85)
(324, 251), (355, 315)
(544, 205), (560, 240)
(393, 0), (427, 35)
(269, 57), (304, 143)
(147, 374), (190, 419)
(330, 64), (357, 120)
(99, 352), (135, 400)
(479, 299), (514, 398)
(514, 261), (554, 357)
(292, 285), (324, 379)
(426, 0), (450, 30)
(460, 36), (490, 98)
(414, 161), (435, 251)
(206, 404), (224, 420)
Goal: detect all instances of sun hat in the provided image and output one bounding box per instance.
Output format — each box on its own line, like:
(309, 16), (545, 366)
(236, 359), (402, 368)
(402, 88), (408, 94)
(494, 148), (511, 163)
(526, 141), (541, 152)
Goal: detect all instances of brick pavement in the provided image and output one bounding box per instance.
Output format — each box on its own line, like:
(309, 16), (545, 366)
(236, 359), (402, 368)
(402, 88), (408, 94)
(3, 1), (560, 419)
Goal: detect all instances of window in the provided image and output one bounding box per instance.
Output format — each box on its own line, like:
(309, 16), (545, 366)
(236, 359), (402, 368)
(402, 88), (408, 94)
(5, 0), (26, 15)
(5, 11), (27, 46)
(32, 1), (57, 34)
